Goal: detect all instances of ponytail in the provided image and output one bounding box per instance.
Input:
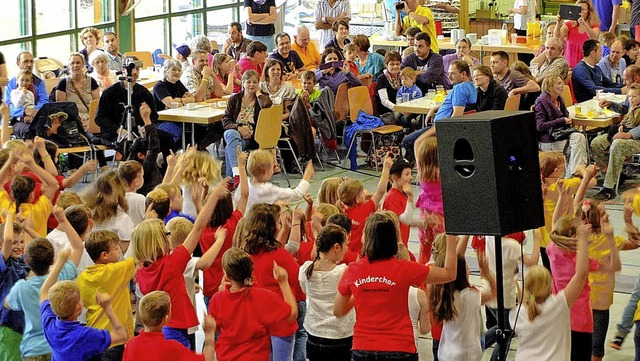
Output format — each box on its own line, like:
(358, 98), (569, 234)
(523, 265), (553, 321)
(305, 224), (347, 281)
(305, 253), (321, 280)
(525, 292), (542, 321)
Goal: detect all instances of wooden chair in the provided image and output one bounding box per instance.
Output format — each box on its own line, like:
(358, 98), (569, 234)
(358, 75), (373, 89)
(88, 99), (100, 135)
(562, 84), (574, 107)
(44, 78), (59, 95)
(334, 83), (350, 122)
(124, 51), (154, 68)
(504, 94), (521, 111)
(253, 105), (292, 186)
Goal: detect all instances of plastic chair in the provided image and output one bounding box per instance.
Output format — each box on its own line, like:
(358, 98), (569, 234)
(567, 77), (578, 104)
(504, 94), (521, 111)
(562, 85), (574, 107)
(124, 51), (154, 68)
(253, 105), (292, 186)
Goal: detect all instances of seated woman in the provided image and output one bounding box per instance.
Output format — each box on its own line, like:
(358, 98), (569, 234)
(376, 51), (419, 132)
(89, 51), (118, 92)
(211, 53), (236, 95)
(78, 27), (101, 66)
(473, 65), (508, 111)
(351, 34), (385, 80)
(534, 75), (587, 176)
(315, 48), (362, 96)
(442, 38), (480, 72)
(259, 59), (296, 122)
(324, 20), (351, 59)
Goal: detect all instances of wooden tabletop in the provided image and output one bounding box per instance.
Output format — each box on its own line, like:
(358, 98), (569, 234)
(567, 96), (623, 128)
(393, 97), (438, 114)
(158, 104), (225, 124)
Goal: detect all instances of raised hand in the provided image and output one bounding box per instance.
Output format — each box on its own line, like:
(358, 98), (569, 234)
(273, 261), (289, 284)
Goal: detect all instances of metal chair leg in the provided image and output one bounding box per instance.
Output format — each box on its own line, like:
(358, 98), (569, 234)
(276, 148), (291, 187)
(284, 139), (302, 173)
(342, 132), (358, 168)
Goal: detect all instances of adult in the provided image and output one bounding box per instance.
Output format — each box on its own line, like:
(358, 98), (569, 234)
(535, 23), (557, 57)
(55, 53), (100, 125)
(89, 51), (118, 92)
(244, 0), (277, 51)
(473, 65), (508, 112)
(314, 0), (351, 49)
(592, 0), (621, 32)
(442, 38), (480, 74)
(153, 60), (195, 111)
(315, 48), (362, 95)
(323, 20), (351, 58)
(489, 51), (541, 97)
(401, 27), (422, 59)
(190, 35), (215, 68)
(376, 51), (403, 114)
(260, 59), (296, 121)
(79, 27), (101, 65)
(269, 32), (306, 80)
(508, 0), (534, 36)
(622, 39), (639, 68)
(234, 41), (268, 93)
(102, 31), (124, 72)
(531, 37), (569, 83)
(394, 0), (439, 53)
(4, 52), (48, 139)
(0, 51), (7, 102)
(554, 0), (600, 68)
(534, 75), (588, 177)
(400, 32), (450, 94)
(180, 50), (224, 102)
(292, 25), (322, 71)
(222, 22), (252, 61)
(222, 70), (266, 177)
(572, 40), (623, 103)
(597, 39), (626, 86)
(351, 35), (385, 80)
(334, 212), (457, 361)
(211, 53), (236, 95)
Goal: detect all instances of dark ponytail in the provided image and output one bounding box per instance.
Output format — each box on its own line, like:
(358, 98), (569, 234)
(305, 224), (348, 280)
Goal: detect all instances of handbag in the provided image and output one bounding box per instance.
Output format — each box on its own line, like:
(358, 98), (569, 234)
(549, 125), (577, 142)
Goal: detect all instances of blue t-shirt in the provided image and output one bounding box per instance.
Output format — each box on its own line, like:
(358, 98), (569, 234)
(592, 0), (623, 31)
(357, 52), (385, 79)
(396, 84), (422, 102)
(40, 300), (111, 361)
(0, 256), (30, 333)
(165, 209), (196, 224)
(6, 261), (78, 357)
(269, 50), (305, 74)
(244, 0), (276, 36)
(434, 81), (477, 121)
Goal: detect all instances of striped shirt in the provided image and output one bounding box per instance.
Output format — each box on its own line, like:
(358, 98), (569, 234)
(315, 0), (351, 48)
(104, 51), (124, 72)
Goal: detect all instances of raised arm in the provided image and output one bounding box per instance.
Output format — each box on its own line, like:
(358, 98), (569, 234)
(182, 179), (229, 254)
(572, 164), (598, 212)
(52, 206), (84, 267)
(40, 247), (71, 302)
(195, 228), (227, 270)
(96, 293), (129, 346)
(23, 153), (59, 201)
(478, 251), (497, 305)
(598, 214), (622, 272)
(2, 211), (14, 261)
(425, 234), (458, 284)
(1, 103), (10, 144)
(274, 261), (299, 322)
(371, 154), (393, 207)
(417, 288), (431, 335)
(63, 160), (98, 189)
(564, 223), (590, 308)
(236, 148), (249, 214)
(522, 229), (541, 267)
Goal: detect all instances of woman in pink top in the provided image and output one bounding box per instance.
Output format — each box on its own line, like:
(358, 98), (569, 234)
(554, 0), (600, 68)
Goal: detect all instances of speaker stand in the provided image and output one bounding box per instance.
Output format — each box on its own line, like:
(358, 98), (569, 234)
(493, 235), (509, 361)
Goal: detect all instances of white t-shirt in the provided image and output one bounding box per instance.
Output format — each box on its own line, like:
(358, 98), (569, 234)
(485, 236), (521, 309)
(93, 208), (135, 242)
(298, 261), (355, 339)
(408, 286), (421, 349)
(181, 185), (198, 220)
(46, 228), (94, 273)
(438, 286), (487, 361)
(510, 291), (570, 361)
(235, 180), (310, 213)
(513, 0), (530, 30)
(125, 192), (146, 226)
(183, 257), (199, 334)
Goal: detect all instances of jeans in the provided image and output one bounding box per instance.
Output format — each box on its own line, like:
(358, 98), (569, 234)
(483, 307), (512, 361)
(271, 334), (295, 361)
(351, 350), (418, 361)
(163, 326), (190, 349)
(306, 334), (352, 361)
(293, 301), (308, 361)
(539, 132), (588, 177)
(245, 34), (276, 52)
(432, 339), (439, 361)
(223, 129), (251, 177)
(617, 275), (640, 337)
(592, 309), (609, 357)
(401, 126), (430, 164)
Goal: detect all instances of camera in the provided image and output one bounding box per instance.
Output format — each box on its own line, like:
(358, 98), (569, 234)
(124, 57), (144, 69)
(395, 2), (405, 10)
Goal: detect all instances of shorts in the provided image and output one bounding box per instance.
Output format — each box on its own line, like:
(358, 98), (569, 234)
(0, 325), (22, 361)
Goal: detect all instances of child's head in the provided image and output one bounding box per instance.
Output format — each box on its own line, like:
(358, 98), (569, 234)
(523, 265), (553, 321)
(166, 216), (193, 249)
(232, 217), (250, 248)
(628, 83), (640, 107)
(247, 149), (275, 182)
(132, 219), (171, 266)
(145, 189), (171, 219)
(510, 60), (535, 81)
(405, 27), (422, 46)
(400, 67), (417, 88)
(550, 215), (578, 251)
(25, 238), (54, 275)
(180, 150), (222, 186)
(138, 290), (171, 329)
(56, 191), (84, 209)
(85, 230), (122, 264)
(581, 199), (604, 232)
(318, 177), (343, 205)
(337, 178), (364, 207)
(431, 233), (447, 264)
(118, 161), (144, 191)
(538, 151), (566, 180)
(326, 213), (352, 233)
(127, 137), (148, 163)
(305, 224), (349, 280)
(33, 139), (58, 169)
(154, 183), (183, 212)
(243, 203), (281, 255)
(17, 70), (33, 88)
(0, 222), (25, 259)
(84, 171), (128, 224)
(49, 280), (82, 320)
(209, 192), (233, 228)
(416, 136), (439, 182)
(389, 157), (413, 188)
(301, 70), (317, 93)
(599, 31), (616, 47)
(378, 210), (402, 243)
(222, 247), (254, 287)
(362, 212), (399, 261)
(314, 203), (340, 226)
(65, 205), (92, 239)
(343, 43), (358, 62)
(3, 140), (29, 154)
(11, 175), (36, 212)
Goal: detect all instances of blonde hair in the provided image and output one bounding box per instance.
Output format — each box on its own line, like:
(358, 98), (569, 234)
(49, 280), (81, 319)
(138, 290), (171, 327)
(232, 217), (250, 248)
(132, 219), (171, 266)
(247, 150), (274, 179)
(511, 60), (535, 81)
(524, 265), (553, 321)
(4, 139), (28, 154)
(431, 233), (448, 265)
(337, 178), (364, 207)
(315, 203), (340, 224)
(539, 151), (566, 179)
(212, 53), (232, 76)
(83, 171), (128, 224)
(318, 177), (343, 205)
(550, 215), (578, 252)
(155, 183), (181, 199)
(179, 150), (221, 186)
(541, 75), (563, 95)
(145, 188), (170, 218)
(56, 191), (85, 209)
(599, 31), (616, 45)
(396, 242), (411, 261)
(166, 217), (193, 248)
(416, 137), (440, 182)
(343, 43), (358, 54)
(400, 67), (417, 79)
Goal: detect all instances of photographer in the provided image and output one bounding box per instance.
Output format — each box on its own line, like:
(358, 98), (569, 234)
(394, 0), (439, 53)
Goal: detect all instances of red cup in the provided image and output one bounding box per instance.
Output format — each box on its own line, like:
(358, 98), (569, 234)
(435, 21), (443, 36)
(636, 25), (640, 42)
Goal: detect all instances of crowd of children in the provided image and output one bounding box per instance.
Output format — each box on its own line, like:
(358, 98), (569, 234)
(2, 125), (640, 361)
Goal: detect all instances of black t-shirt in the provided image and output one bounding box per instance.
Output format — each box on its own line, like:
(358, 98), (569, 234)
(152, 79), (189, 111)
(268, 50), (304, 74)
(244, 0), (276, 36)
(376, 73), (398, 114)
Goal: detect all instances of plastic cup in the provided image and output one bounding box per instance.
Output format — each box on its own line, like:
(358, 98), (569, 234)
(170, 102), (180, 109)
(402, 93), (410, 103)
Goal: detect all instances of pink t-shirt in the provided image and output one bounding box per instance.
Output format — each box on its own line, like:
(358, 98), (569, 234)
(565, 22), (599, 68)
(233, 57), (264, 93)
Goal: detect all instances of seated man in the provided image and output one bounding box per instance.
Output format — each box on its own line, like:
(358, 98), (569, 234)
(4, 51), (48, 139)
(401, 27), (422, 59)
(291, 25), (321, 71)
(222, 22), (252, 61)
(269, 32), (305, 81)
(597, 39), (626, 86)
(442, 38), (480, 72)
(490, 51), (540, 98)
(103, 31), (124, 72)
(572, 40), (624, 103)
(400, 32), (450, 94)
(401, 60), (477, 163)
(623, 39), (639, 68)
(531, 37), (569, 83)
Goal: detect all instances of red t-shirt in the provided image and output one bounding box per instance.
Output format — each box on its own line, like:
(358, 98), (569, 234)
(123, 331), (203, 361)
(295, 241), (314, 266)
(344, 199), (377, 255)
(382, 188), (410, 246)
(250, 247), (305, 303)
(209, 287), (293, 361)
(199, 210), (243, 297)
(45, 174), (67, 230)
(135, 245), (198, 329)
(233, 57), (264, 92)
(338, 257), (430, 353)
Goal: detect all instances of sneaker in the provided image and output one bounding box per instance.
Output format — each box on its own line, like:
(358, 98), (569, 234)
(609, 335), (624, 350)
(592, 187), (616, 201)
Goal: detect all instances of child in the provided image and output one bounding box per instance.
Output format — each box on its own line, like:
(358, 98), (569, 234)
(315, 48), (362, 95)
(298, 224), (355, 361)
(155, 183), (195, 223)
(126, 102), (165, 195)
(10, 70), (35, 109)
(396, 67), (422, 103)
(343, 43), (360, 76)
(132, 179), (228, 349)
(288, 202), (340, 264)
(122, 291), (216, 361)
(39, 248), (128, 361)
(608, 83), (640, 142)
(171, 148), (222, 219)
(119, 160), (146, 226)
(77, 230), (136, 360)
(5, 207), (84, 360)
(209, 247), (298, 361)
(46, 204), (95, 272)
(145, 188), (171, 220)
(318, 177), (343, 205)
(297, 70), (322, 107)
(402, 27), (422, 58)
(383, 157), (414, 246)
(239, 150), (314, 212)
(599, 31), (616, 57)
(338, 153), (393, 255)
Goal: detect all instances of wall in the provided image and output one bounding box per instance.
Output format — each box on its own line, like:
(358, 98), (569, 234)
(469, 0), (523, 17)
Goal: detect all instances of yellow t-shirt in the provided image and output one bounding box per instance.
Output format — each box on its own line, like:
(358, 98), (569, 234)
(402, 6), (439, 53)
(540, 177), (582, 247)
(291, 40), (321, 71)
(632, 193), (640, 216)
(0, 190), (51, 237)
(587, 233), (625, 310)
(634, 299), (640, 322)
(77, 257), (136, 344)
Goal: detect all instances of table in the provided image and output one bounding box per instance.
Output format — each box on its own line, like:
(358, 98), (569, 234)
(369, 35), (481, 52)
(393, 97), (438, 114)
(480, 43), (537, 55)
(138, 69), (163, 89)
(567, 96), (623, 159)
(158, 104), (225, 149)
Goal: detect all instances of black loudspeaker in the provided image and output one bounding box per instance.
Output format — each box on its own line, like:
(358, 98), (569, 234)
(436, 110), (544, 236)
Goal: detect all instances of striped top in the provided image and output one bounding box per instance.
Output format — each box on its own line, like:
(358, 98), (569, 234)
(315, 0), (351, 48)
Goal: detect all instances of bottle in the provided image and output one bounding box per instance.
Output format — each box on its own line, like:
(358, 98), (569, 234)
(502, 22), (508, 44)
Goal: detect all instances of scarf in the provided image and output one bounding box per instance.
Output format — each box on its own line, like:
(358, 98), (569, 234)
(384, 69), (401, 90)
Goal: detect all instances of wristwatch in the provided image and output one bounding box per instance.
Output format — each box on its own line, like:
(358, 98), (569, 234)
(322, 16), (328, 24)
